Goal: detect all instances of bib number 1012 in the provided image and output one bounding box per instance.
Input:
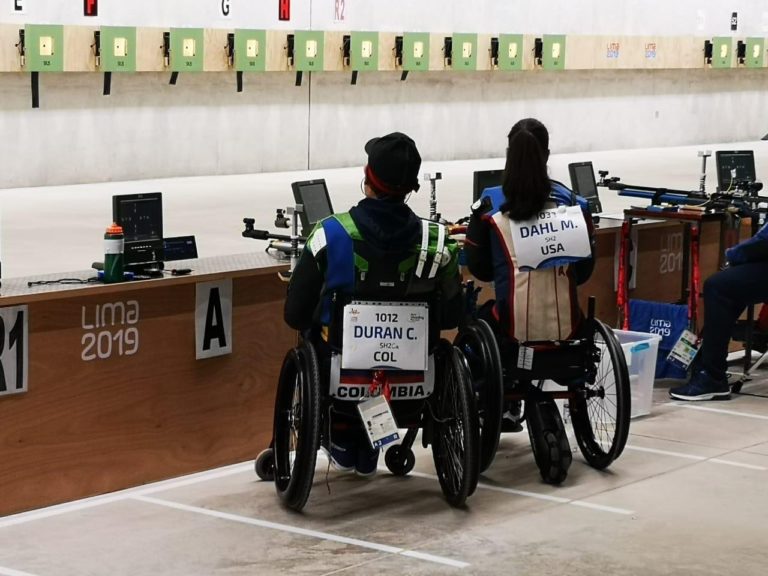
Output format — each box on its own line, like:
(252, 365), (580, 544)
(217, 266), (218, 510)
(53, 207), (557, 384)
(0, 305), (28, 396)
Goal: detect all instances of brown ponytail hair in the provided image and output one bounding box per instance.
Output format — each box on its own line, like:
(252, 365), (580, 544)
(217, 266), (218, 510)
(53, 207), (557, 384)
(500, 118), (550, 220)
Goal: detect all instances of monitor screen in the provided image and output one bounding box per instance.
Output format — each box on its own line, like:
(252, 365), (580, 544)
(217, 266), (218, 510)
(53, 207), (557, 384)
(568, 161), (602, 214)
(291, 180), (333, 236)
(716, 150), (756, 191)
(472, 169), (504, 202)
(568, 162), (599, 200)
(112, 192), (164, 267)
(163, 235), (198, 261)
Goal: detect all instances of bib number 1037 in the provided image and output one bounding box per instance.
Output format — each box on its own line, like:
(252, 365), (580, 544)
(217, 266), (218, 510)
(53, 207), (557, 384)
(0, 305), (28, 396)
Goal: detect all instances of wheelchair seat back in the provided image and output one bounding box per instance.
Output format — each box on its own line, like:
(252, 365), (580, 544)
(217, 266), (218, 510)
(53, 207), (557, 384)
(325, 239), (445, 403)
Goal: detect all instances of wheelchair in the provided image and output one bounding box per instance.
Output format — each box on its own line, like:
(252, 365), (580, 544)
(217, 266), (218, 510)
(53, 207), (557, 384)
(454, 285), (631, 484)
(255, 295), (480, 512)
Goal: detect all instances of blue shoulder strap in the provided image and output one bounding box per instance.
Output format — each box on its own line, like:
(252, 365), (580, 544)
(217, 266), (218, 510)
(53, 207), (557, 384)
(481, 185), (505, 215)
(322, 216), (355, 292)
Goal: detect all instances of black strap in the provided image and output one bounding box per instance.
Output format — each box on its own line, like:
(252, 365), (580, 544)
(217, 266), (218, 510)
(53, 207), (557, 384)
(31, 72), (39, 109)
(103, 71), (112, 96)
(295, 71), (303, 86)
(351, 70), (358, 85)
(169, 71), (179, 85)
(236, 71), (243, 93)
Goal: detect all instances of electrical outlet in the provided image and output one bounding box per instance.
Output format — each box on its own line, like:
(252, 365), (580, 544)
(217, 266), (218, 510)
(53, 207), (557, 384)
(462, 42), (472, 59)
(182, 38), (196, 58)
(552, 42), (561, 59)
(39, 36), (53, 57)
(413, 41), (424, 59)
(508, 42), (518, 59)
(246, 39), (259, 58)
(754, 44), (761, 59)
(305, 39), (317, 58)
(113, 37), (127, 58)
(361, 40), (373, 59)
(720, 43), (729, 59)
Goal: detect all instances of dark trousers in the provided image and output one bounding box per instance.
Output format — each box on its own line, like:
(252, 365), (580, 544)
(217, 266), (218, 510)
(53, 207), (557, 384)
(700, 261), (768, 380)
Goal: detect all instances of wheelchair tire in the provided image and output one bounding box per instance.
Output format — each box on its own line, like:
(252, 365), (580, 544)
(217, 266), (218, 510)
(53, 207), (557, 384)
(526, 395), (572, 485)
(454, 319), (504, 474)
(273, 342), (321, 512)
(255, 447), (275, 482)
(570, 320), (631, 470)
(385, 445), (416, 477)
(431, 341), (479, 507)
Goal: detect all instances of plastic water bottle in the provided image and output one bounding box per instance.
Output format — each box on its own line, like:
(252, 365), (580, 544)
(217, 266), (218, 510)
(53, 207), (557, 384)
(104, 223), (124, 283)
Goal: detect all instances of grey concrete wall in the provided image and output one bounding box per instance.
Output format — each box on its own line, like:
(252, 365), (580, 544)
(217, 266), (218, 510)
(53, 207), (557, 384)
(0, 68), (766, 188)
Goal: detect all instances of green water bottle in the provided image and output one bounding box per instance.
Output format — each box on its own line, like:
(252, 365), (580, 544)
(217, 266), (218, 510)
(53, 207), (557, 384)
(104, 223), (124, 283)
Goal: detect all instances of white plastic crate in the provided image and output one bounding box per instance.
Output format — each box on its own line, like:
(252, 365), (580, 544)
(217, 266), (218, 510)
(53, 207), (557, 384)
(613, 329), (662, 418)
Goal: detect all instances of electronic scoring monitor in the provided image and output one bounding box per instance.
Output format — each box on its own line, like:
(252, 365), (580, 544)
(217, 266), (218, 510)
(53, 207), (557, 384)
(472, 169), (504, 202)
(568, 161), (603, 215)
(112, 192), (164, 270)
(716, 150), (756, 192)
(291, 179), (334, 236)
(163, 235), (198, 261)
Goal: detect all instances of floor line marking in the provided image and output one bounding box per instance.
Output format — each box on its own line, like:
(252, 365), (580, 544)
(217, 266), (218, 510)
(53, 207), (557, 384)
(403, 470), (634, 515)
(621, 444), (767, 471)
(132, 496), (469, 569)
(0, 462), (254, 529)
(668, 402), (768, 421)
(0, 566), (41, 576)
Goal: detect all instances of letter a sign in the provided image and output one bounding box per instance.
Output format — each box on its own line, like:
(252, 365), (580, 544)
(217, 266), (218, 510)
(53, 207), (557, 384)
(195, 279), (233, 359)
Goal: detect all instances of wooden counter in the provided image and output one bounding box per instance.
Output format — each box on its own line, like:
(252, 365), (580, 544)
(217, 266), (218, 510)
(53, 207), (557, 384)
(0, 253), (294, 517)
(578, 216), (723, 325)
(0, 216), (727, 517)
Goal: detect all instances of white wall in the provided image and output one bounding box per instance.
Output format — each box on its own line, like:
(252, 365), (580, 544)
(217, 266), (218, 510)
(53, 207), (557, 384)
(0, 0), (767, 188)
(3, 0), (766, 35)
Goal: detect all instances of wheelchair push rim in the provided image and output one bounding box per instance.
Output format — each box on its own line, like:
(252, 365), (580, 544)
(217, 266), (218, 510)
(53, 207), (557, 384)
(454, 319), (504, 474)
(431, 340), (479, 507)
(273, 342), (321, 512)
(570, 320), (631, 470)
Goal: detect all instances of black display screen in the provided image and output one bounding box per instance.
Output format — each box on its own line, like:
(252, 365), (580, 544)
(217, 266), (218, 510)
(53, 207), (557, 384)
(113, 193), (163, 242)
(716, 150), (756, 191)
(472, 169), (504, 202)
(291, 180), (334, 235)
(112, 192), (164, 268)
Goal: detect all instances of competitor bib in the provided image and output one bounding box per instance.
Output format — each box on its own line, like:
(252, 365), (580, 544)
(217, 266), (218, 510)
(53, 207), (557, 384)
(510, 205), (590, 270)
(342, 302), (429, 371)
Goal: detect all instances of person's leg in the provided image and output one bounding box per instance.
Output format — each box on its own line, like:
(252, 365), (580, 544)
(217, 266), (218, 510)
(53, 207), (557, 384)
(700, 261), (768, 380)
(671, 261), (768, 400)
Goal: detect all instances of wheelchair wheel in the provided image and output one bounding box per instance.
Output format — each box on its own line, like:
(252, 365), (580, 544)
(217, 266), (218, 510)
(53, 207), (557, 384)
(385, 445), (416, 476)
(570, 320), (631, 470)
(526, 394), (572, 485)
(273, 342), (321, 512)
(255, 447), (275, 481)
(431, 341), (479, 507)
(454, 319), (504, 474)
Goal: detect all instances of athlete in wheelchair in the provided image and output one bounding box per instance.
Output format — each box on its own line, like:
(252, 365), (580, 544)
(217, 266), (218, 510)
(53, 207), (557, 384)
(455, 118), (631, 483)
(256, 133), (479, 511)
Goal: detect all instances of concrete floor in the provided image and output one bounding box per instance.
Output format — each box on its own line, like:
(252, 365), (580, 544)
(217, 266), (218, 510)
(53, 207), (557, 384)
(1, 368), (767, 576)
(1, 142), (767, 574)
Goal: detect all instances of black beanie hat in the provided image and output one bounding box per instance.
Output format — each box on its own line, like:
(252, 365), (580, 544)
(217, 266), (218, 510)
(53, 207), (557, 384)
(364, 132), (422, 196)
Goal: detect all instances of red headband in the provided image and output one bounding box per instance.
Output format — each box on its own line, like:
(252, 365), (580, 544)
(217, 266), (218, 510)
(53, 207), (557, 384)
(365, 165), (411, 196)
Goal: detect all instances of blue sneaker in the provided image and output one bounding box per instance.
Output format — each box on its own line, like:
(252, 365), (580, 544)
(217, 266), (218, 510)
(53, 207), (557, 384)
(326, 440), (356, 472)
(355, 445), (380, 477)
(670, 370), (730, 401)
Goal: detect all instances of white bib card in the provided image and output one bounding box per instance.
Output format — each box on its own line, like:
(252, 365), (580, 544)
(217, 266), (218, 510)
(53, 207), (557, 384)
(510, 205), (591, 270)
(342, 302), (429, 371)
